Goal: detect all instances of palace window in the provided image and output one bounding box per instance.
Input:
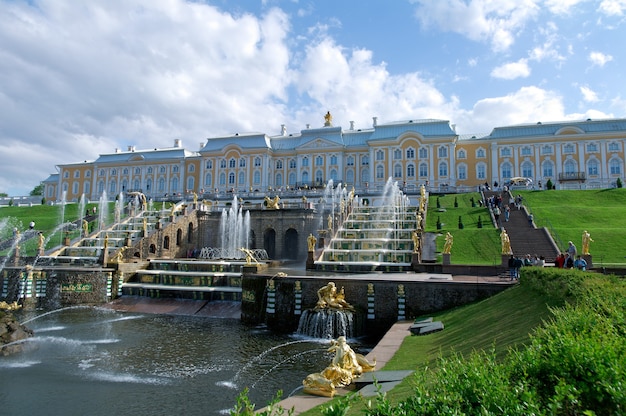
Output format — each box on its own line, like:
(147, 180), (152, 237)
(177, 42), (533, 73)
(419, 148), (428, 158)
(228, 172), (235, 184)
(205, 173), (212, 186)
(394, 164), (402, 178)
(500, 147), (512, 157)
(438, 146), (448, 158)
(64, 171), (69, 179)
(346, 170), (354, 183)
(376, 164), (384, 179)
(501, 162), (512, 179)
(438, 161), (448, 177)
(346, 156), (354, 166)
(302, 157), (309, 167)
(147, 167), (153, 174)
(187, 177), (194, 190)
(123, 168), (129, 175)
(586, 143), (598, 153)
(288, 172), (296, 186)
(564, 159), (577, 174)
(541, 145), (553, 155)
(239, 158), (246, 167)
(111, 169), (117, 175)
(172, 166), (179, 173)
(457, 149), (466, 159)
(419, 163), (428, 177)
(188, 165), (195, 173)
(276, 173), (283, 186)
(289, 159), (296, 169)
(406, 148), (415, 159)
(457, 164), (467, 180)
(330, 155), (338, 165)
(563, 144), (575, 154)
(276, 160), (283, 169)
(229, 158), (236, 168)
(134, 167), (141, 174)
(238, 172), (245, 185)
(609, 142), (620, 152)
(407, 163), (415, 177)
(315, 156), (323, 166)
(99, 169), (105, 176)
(376, 150), (384, 161)
(85, 171), (91, 178)
(476, 148), (486, 158)
(315, 170), (323, 184)
(330, 169), (337, 181)
(254, 157), (262, 167)
(522, 161), (533, 178)
(477, 163), (486, 179)
(521, 146), (532, 156)
(253, 171), (260, 185)
(220, 160), (227, 169)
(361, 155), (369, 165)
(610, 159), (622, 175)
(394, 149), (402, 160)
(542, 161), (553, 177)
(219, 173), (226, 185)
(74, 171), (80, 178)
(587, 159), (599, 175)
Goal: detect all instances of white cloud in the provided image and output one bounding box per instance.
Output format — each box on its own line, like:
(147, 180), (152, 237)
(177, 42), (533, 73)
(491, 59), (531, 79)
(580, 85), (599, 102)
(544, 0), (587, 15)
(410, 0), (540, 52)
(588, 51), (614, 66)
(454, 86), (567, 133)
(599, 0), (626, 16)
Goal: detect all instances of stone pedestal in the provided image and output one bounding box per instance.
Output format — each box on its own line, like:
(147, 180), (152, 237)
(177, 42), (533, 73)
(411, 252), (421, 268)
(502, 254), (510, 267)
(582, 254), (593, 269)
(63, 236), (71, 246)
(306, 251), (315, 270)
(442, 253), (451, 265)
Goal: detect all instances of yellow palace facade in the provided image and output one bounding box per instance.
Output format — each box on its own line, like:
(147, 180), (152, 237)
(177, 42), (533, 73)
(42, 115), (626, 202)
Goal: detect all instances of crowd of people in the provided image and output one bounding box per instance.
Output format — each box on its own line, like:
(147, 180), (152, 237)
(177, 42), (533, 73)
(553, 241), (587, 270)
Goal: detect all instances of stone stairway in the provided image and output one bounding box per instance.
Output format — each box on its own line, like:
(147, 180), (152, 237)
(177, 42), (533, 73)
(484, 190), (560, 262)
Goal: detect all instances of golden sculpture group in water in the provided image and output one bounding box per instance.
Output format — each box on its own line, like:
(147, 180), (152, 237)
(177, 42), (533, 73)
(0, 301), (21, 311)
(303, 336), (376, 397)
(315, 282), (354, 311)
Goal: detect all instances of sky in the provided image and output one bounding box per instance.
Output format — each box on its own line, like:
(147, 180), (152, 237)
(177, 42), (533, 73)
(1, 0), (625, 196)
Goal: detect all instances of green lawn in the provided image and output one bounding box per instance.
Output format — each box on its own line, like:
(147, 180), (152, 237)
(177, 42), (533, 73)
(518, 188), (626, 264)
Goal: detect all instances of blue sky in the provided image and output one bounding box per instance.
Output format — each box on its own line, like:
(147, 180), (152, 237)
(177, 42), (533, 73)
(1, 0), (625, 196)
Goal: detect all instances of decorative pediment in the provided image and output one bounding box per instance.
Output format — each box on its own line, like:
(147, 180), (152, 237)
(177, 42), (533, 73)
(129, 155), (145, 161)
(555, 126), (584, 135)
(297, 137), (341, 150)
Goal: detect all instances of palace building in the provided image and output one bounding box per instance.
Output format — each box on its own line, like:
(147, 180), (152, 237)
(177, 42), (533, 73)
(42, 114), (626, 202)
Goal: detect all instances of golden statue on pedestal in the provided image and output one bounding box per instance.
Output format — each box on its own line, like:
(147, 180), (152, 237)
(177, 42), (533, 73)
(303, 336), (376, 397)
(307, 233), (317, 252)
(501, 228), (512, 255)
(315, 282), (353, 311)
(264, 195), (280, 209)
(443, 232), (453, 254)
(582, 230), (593, 255)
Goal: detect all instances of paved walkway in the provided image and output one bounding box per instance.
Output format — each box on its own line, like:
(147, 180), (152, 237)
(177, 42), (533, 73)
(260, 321), (414, 415)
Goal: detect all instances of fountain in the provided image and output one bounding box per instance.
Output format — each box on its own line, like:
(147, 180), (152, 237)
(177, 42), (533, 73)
(97, 190), (108, 231)
(296, 282), (357, 339)
(218, 195), (251, 259)
(313, 178), (422, 272)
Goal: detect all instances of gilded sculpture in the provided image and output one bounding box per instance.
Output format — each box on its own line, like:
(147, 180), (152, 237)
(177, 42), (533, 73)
(303, 336), (376, 397)
(582, 230), (593, 255)
(315, 282), (354, 311)
(500, 228), (512, 255)
(443, 232), (453, 254)
(307, 233), (317, 252)
(264, 195), (280, 209)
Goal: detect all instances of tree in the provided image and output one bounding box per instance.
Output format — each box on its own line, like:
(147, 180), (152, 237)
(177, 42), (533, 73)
(0, 192), (7, 197)
(30, 184), (43, 196)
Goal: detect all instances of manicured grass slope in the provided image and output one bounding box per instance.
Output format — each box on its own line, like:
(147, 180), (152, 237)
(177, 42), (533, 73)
(299, 282), (557, 415)
(519, 188), (626, 264)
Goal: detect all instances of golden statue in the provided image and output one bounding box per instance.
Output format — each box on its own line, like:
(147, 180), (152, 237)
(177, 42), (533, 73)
(416, 213), (423, 230)
(501, 228), (512, 255)
(103, 234), (109, 249)
(443, 232), (453, 254)
(412, 230), (420, 253)
(82, 219), (89, 237)
(315, 282), (354, 310)
(324, 111), (332, 126)
(264, 195), (280, 209)
(239, 247), (259, 265)
(113, 247), (126, 264)
(193, 192), (198, 204)
(327, 214), (333, 231)
(303, 336), (376, 397)
(38, 232), (45, 251)
(582, 230), (593, 255)
(307, 233), (317, 252)
(0, 301), (22, 311)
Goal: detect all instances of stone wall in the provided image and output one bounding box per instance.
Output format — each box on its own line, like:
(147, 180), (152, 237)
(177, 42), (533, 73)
(251, 275), (510, 338)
